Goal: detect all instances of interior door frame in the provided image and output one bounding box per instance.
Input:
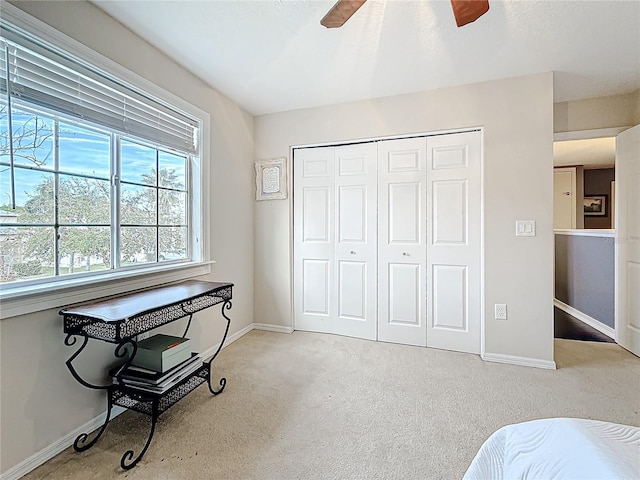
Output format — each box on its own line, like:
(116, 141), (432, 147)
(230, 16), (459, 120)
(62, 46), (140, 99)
(289, 126), (485, 353)
(614, 124), (640, 356)
(553, 125), (631, 347)
(553, 166), (577, 229)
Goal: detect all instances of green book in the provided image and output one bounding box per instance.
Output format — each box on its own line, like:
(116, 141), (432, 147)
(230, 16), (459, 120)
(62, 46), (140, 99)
(130, 334), (192, 373)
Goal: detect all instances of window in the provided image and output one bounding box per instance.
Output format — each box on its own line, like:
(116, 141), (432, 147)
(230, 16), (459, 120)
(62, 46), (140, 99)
(0, 18), (203, 290)
(119, 139), (188, 266)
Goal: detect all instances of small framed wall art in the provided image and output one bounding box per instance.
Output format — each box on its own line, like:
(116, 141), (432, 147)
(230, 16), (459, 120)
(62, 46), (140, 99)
(583, 194), (608, 216)
(255, 158), (287, 201)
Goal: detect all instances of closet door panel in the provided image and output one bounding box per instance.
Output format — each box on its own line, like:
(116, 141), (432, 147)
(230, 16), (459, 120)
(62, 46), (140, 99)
(303, 187), (331, 242)
(426, 131), (482, 354)
(388, 263), (421, 325)
(432, 179), (467, 245)
(432, 264), (467, 330)
(338, 185), (366, 243)
(294, 147), (336, 333)
(338, 260), (367, 320)
(334, 143), (378, 340)
(302, 259), (330, 315)
(389, 182), (421, 244)
(378, 137), (428, 346)
(294, 143), (377, 340)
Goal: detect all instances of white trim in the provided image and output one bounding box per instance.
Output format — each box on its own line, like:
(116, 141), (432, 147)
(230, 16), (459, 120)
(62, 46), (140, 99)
(0, 405), (126, 480)
(288, 144), (296, 333)
(554, 298), (615, 339)
(291, 126), (482, 151)
(0, 262), (214, 319)
(199, 323), (254, 360)
(479, 128), (486, 358)
(253, 323), (294, 334)
(553, 127), (630, 142)
(554, 229), (615, 238)
(482, 352), (557, 370)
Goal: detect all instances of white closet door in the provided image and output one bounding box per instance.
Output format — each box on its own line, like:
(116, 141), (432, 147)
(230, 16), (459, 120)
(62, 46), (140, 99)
(377, 137), (428, 346)
(294, 143), (378, 340)
(426, 131), (482, 354)
(335, 143), (378, 340)
(294, 147), (336, 333)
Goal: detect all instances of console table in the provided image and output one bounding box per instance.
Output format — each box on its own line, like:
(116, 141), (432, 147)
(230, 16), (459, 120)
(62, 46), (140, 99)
(60, 280), (233, 469)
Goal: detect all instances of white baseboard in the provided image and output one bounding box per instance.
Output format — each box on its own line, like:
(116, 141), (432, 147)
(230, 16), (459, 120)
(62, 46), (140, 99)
(482, 352), (557, 370)
(554, 299), (615, 339)
(253, 323), (294, 334)
(0, 406), (127, 480)
(1, 322), (269, 480)
(200, 322), (254, 360)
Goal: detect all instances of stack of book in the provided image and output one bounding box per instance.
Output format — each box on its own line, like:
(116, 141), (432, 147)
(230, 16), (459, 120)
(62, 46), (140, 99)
(113, 334), (203, 394)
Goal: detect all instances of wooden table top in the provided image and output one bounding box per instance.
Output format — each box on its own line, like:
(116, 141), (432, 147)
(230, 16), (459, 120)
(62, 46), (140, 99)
(59, 280), (232, 323)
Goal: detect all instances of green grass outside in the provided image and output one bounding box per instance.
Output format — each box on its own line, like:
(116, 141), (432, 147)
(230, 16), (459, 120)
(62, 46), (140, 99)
(41, 264), (109, 275)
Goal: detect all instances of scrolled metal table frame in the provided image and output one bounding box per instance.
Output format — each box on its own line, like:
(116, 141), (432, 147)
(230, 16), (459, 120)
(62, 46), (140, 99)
(61, 281), (233, 470)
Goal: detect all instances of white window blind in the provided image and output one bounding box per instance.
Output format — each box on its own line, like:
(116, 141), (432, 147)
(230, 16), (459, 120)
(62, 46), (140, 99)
(0, 26), (197, 155)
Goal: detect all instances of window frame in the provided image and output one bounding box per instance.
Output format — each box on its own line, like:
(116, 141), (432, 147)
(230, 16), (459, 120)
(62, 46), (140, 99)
(0, 3), (212, 319)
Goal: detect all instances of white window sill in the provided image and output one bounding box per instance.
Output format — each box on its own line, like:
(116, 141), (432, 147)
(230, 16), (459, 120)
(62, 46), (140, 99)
(0, 260), (215, 319)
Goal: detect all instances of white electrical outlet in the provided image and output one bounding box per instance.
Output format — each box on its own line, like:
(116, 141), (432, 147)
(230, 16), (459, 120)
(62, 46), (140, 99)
(495, 304), (507, 320)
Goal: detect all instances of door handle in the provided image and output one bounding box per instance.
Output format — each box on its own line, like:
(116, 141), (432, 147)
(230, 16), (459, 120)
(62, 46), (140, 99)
(563, 191), (571, 195)
(402, 252), (410, 256)
(350, 250), (356, 255)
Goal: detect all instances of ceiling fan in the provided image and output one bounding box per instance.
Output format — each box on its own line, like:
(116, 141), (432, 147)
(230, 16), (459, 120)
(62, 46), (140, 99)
(321, 0), (490, 29)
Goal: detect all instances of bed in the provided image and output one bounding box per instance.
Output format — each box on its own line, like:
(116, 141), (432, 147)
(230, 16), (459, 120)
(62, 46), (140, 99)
(463, 418), (640, 479)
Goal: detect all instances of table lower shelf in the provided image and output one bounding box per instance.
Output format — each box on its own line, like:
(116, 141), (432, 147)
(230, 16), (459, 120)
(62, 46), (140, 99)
(112, 364), (210, 416)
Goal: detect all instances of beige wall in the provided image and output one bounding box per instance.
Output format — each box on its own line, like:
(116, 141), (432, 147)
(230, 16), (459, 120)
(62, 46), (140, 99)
(554, 90), (639, 133)
(254, 73), (555, 362)
(1, 1), (254, 473)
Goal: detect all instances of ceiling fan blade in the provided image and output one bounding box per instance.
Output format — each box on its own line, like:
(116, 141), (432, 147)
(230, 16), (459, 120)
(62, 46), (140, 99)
(321, 0), (367, 28)
(450, 0), (490, 27)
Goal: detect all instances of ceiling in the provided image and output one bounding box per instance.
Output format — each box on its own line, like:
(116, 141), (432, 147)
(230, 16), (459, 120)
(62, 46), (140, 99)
(553, 137), (616, 170)
(91, 0), (640, 116)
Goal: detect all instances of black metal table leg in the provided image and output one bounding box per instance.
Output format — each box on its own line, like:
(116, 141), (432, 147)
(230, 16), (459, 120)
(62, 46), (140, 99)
(120, 402), (159, 470)
(206, 300), (232, 395)
(73, 390), (113, 452)
(64, 334), (111, 391)
(65, 337), (139, 452)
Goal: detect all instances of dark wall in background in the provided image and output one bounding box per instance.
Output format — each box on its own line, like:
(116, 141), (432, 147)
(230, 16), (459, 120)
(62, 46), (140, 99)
(584, 168), (615, 229)
(555, 233), (615, 328)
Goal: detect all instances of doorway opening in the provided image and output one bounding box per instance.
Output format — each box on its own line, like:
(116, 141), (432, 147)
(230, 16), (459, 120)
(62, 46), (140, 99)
(553, 135), (616, 343)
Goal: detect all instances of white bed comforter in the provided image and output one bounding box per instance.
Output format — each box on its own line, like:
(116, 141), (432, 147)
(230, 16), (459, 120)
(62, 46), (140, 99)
(463, 418), (640, 480)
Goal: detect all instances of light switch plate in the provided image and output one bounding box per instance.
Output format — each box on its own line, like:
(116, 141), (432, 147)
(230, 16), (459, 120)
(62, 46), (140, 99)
(515, 220), (536, 237)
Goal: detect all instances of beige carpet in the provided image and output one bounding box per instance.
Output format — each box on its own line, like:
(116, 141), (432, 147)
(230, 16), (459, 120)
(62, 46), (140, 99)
(23, 331), (640, 480)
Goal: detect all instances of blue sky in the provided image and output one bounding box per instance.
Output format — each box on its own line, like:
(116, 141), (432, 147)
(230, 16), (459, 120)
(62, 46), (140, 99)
(1, 110), (186, 208)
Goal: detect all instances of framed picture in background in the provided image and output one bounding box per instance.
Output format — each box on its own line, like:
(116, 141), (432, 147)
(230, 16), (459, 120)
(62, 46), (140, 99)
(584, 194), (608, 216)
